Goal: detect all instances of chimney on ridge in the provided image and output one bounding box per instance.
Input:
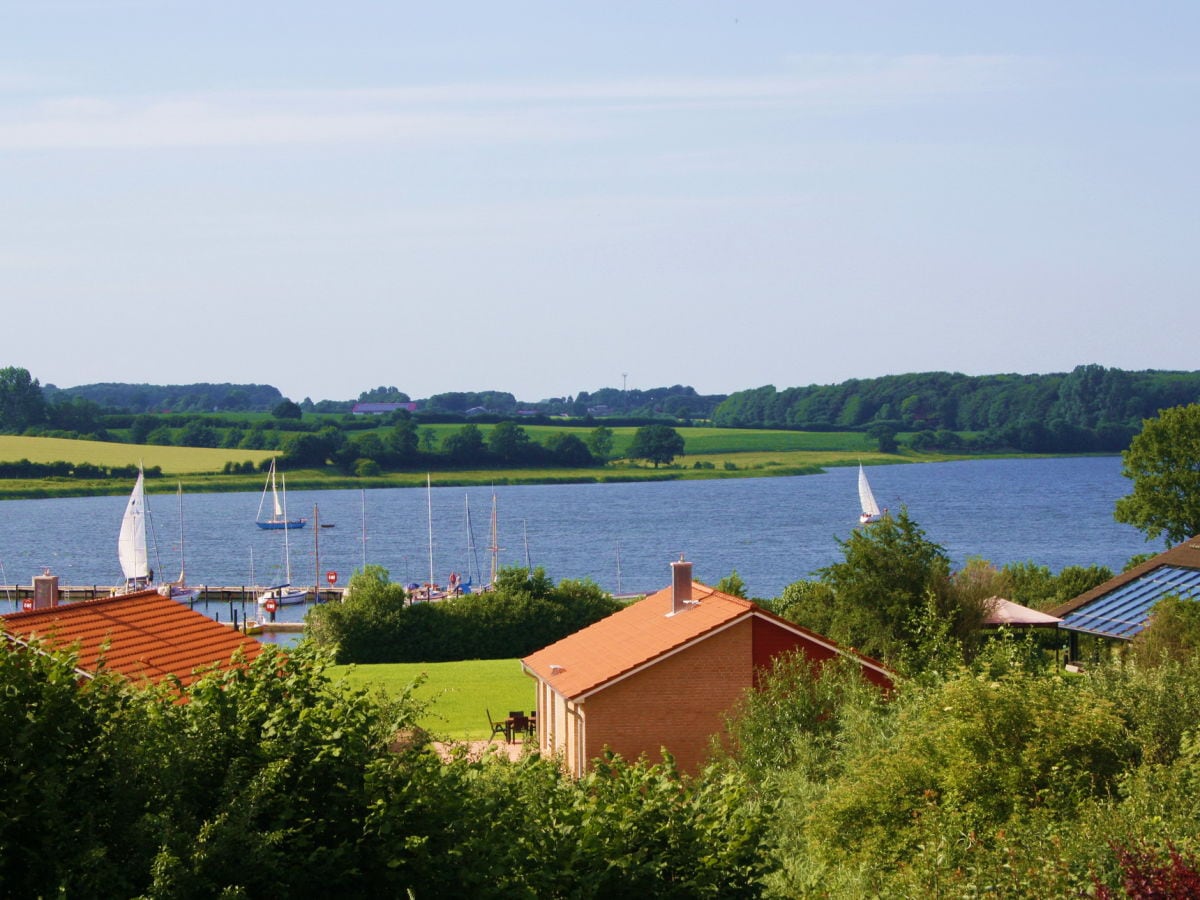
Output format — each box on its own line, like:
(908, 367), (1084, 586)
(670, 555), (693, 615)
(33, 568), (59, 609)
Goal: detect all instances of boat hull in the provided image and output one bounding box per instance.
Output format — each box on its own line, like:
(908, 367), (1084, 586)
(257, 585), (310, 606)
(256, 519), (307, 530)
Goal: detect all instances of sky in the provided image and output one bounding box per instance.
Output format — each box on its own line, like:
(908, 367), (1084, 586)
(3, 2), (1197, 404)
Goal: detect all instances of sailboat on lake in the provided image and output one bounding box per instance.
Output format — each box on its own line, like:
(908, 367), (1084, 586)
(116, 467), (153, 594)
(858, 464), (884, 525)
(256, 459), (307, 530)
(115, 468), (199, 601)
(257, 473), (309, 607)
(163, 482), (201, 602)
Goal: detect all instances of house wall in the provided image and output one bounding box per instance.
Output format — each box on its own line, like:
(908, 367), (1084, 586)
(537, 679), (586, 774)
(580, 618), (755, 775)
(752, 617), (893, 690)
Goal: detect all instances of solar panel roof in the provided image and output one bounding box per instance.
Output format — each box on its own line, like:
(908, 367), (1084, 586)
(1058, 565), (1200, 640)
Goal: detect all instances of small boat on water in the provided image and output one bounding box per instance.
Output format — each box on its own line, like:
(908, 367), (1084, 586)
(116, 467), (153, 594)
(115, 468), (199, 601)
(858, 464), (884, 525)
(163, 482), (201, 603)
(256, 459), (307, 530)
(257, 473), (310, 608)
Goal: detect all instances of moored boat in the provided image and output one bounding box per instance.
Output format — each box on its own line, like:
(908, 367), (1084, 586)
(256, 459), (307, 530)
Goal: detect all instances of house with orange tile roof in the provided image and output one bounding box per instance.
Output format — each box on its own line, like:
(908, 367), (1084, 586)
(521, 558), (893, 776)
(1, 587), (261, 689)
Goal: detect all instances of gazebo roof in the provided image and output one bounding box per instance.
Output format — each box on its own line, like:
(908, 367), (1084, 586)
(982, 596), (1062, 628)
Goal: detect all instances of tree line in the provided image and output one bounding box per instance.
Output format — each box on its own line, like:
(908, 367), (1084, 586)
(713, 365), (1200, 452)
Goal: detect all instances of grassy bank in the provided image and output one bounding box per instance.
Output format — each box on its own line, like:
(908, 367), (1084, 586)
(0, 431), (974, 500)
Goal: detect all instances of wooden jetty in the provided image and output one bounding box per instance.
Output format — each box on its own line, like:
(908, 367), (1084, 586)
(0, 584), (345, 606)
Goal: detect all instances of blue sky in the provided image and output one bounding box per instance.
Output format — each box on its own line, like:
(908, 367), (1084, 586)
(3, 2), (1197, 403)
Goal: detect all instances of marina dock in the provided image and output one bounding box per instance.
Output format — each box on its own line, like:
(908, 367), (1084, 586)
(0, 584), (345, 606)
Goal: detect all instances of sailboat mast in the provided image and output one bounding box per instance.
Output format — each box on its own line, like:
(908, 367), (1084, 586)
(314, 503), (320, 598)
(427, 474), (435, 589)
(176, 482), (186, 582)
(465, 495), (482, 585)
(360, 489), (367, 571)
(282, 474), (292, 584)
(488, 489), (500, 586)
(523, 519), (531, 573)
(616, 541), (623, 595)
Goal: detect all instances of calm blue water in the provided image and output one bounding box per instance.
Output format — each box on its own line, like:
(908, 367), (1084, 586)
(0, 457), (1150, 621)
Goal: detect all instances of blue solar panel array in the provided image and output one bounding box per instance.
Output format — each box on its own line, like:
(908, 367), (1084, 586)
(1059, 565), (1200, 640)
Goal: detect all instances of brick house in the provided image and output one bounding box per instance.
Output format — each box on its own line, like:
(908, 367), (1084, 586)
(521, 558), (892, 776)
(1, 588), (261, 689)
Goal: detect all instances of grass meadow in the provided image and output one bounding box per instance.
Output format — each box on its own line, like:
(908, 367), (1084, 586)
(0, 427), (950, 499)
(333, 658), (533, 741)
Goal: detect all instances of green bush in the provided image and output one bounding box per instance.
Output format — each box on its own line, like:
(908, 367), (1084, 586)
(307, 564), (621, 664)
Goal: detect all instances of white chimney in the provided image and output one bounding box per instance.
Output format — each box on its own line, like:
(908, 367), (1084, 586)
(33, 568), (59, 609)
(670, 555), (693, 615)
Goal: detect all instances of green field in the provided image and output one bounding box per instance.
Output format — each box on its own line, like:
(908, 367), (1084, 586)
(0, 429), (962, 500)
(0, 435), (275, 473)
(333, 658), (534, 741)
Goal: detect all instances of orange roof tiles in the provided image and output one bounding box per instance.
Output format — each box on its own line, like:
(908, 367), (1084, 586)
(523, 580), (889, 700)
(1, 589), (262, 688)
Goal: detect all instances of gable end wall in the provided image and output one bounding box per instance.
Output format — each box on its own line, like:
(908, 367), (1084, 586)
(583, 618), (754, 774)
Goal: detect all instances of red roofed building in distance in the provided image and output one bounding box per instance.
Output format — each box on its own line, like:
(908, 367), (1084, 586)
(522, 557), (892, 777)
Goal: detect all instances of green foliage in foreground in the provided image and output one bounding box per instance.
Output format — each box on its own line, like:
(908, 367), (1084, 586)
(719, 638), (1200, 897)
(9, 612), (1200, 896)
(0, 639), (771, 898)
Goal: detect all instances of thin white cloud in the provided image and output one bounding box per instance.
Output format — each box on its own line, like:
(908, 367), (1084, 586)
(0, 54), (1031, 151)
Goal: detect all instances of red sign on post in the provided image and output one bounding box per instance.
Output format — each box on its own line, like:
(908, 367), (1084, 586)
(22, 597), (33, 611)
(264, 598), (278, 613)
(326, 570), (337, 585)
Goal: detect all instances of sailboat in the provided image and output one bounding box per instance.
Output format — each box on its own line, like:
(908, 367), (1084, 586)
(453, 494), (481, 596)
(257, 474), (309, 607)
(858, 463), (883, 525)
(116, 467), (154, 593)
(255, 459), (307, 530)
(414, 474), (447, 601)
(162, 482), (201, 603)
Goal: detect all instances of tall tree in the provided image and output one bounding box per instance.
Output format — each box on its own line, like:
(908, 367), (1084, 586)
(812, 509), (956, 661)
(1115, 404), (1200, 545)
(487, 420), (533, 464)
(441, 423), (486, 465)
(0, 366), (48, 432)
(587, 425), (614, 461)
(628, 424), (685, 467)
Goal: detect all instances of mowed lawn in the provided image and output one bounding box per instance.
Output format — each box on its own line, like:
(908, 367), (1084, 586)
(333, 658), (535, 741)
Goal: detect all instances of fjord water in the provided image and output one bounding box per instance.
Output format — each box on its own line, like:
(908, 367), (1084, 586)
(0, 457), (1147, 616)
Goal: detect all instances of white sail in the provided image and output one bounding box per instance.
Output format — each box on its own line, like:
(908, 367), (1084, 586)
(257, 472), (309, 607)
(271, 461), (284, 519)
(256, 458), (307, 529)
(858, 464), (882, 523)
(117, 469), (150, 582)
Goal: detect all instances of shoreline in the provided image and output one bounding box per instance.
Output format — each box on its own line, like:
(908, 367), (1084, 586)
(0, 451), (1099, 502)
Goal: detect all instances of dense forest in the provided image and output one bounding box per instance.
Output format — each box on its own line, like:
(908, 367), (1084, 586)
(44, 379), (729, 420)
(713, 366), (1200, 451)
(42, 381), (286, 414)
